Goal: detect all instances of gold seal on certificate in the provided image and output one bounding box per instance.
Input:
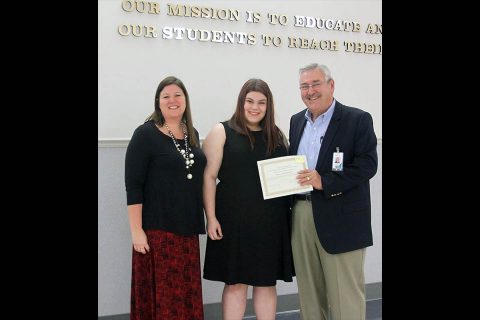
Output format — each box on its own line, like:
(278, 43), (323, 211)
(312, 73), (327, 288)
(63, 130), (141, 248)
(257, 155), (313, 200)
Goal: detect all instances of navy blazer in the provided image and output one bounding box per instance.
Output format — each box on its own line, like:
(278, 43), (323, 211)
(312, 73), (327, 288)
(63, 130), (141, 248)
(289, 101), (378, 254)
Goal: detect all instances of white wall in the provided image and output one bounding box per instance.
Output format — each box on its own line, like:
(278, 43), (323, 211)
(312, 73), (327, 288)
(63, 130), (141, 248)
(98, 0), (381, 316)
(98, 143), (381, 316)
(99, 0), (382, 141)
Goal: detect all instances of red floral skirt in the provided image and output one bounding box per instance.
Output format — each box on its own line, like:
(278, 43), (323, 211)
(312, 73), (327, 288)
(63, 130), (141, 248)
(130, 229), (204, 320)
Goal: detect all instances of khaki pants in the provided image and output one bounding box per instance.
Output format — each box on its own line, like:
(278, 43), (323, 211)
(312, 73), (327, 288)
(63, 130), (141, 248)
(291, 200), (366, 320)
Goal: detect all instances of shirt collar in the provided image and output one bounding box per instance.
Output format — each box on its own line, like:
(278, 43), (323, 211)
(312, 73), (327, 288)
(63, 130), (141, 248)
(303, 98), (336, 124)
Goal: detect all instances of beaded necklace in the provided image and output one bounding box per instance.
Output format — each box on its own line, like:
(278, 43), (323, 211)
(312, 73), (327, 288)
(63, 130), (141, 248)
(164, 123), (195, 179)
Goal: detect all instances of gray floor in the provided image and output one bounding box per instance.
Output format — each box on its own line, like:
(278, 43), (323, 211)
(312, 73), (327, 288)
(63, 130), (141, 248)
(244, 299), (382, 320)
(99, 298), (381, 320)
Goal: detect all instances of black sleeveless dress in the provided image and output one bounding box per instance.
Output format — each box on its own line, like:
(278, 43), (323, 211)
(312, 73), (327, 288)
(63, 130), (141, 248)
(203, 122), (294, 286)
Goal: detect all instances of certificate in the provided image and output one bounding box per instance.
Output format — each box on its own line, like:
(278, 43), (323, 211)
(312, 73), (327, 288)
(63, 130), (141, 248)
(257, 155), (313, 200)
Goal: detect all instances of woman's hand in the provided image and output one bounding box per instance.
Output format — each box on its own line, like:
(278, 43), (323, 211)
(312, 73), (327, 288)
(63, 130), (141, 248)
(132, 228), (150, 254)
(206, 218), (223, 240)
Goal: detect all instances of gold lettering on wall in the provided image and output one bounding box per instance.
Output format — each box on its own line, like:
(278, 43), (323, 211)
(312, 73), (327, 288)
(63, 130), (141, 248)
(118, 24), (158, 37)
(246, 11), (261, 23)
(365, 23), (382, 34)
(117, 1), (381, 56)
(293, 16), (361, 32)
(344, 41), (382, 54)
(267, 13), (289, 26)
(167, 4), (240, 21)
(288, 37), (339, 51)
(122, 0), (161, 14)
(160, 26), (256, 45)
(261, 34), (282, 46)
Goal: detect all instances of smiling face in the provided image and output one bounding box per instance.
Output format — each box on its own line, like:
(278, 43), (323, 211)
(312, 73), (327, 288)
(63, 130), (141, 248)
(243, 91), (267, 130)
(299, 68), (335, 120)
(158, 84), (186, 123)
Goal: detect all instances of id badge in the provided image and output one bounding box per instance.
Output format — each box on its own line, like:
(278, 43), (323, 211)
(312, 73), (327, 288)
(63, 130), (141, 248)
(332, 148), (343, 171)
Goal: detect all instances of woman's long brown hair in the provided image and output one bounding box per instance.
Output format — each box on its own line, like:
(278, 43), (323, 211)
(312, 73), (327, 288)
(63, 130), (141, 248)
(146, 76), (198, 147)
(228, 78), (287, 155)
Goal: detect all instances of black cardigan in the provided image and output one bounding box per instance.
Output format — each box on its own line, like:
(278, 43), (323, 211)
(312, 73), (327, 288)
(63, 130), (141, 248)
(125, 120), (206, 235)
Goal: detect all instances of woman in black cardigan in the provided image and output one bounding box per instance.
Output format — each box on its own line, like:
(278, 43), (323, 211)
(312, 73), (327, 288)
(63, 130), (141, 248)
(125, 76), (206, 320)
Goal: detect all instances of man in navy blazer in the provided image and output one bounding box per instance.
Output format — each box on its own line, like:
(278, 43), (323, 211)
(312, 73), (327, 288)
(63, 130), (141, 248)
(289, 63), (378, 320)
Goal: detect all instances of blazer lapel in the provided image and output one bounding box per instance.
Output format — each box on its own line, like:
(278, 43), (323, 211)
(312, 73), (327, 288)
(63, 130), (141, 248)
(291, 115), (307, 154)
(315, 104), (342, 170)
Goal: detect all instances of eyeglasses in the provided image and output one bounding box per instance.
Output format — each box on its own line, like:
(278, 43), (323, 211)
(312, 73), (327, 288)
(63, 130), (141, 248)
(299, 81), (327, 91)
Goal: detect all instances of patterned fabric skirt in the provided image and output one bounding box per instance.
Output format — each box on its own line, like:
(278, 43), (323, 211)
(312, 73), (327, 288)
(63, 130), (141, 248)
(130, 229), (204, 320)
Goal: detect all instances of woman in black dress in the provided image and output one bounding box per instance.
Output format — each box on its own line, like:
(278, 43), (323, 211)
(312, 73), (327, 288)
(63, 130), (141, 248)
(125, 76), (206, 320)
(202, 79), (293, 319)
